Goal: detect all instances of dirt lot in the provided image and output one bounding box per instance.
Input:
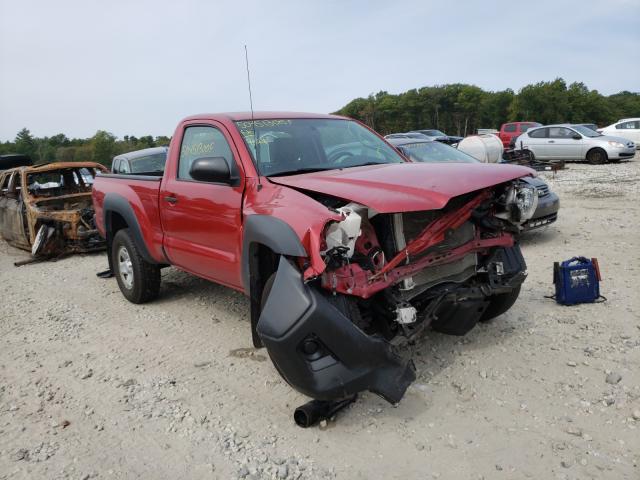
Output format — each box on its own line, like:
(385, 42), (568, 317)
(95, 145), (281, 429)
(1, 156), (639, 480)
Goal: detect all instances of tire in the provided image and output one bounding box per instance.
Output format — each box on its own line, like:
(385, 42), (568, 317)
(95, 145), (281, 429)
(523, 149), (535, 162)
(479, 285), (521, 322)
(260, 273), (276, 310)
(586, 148), (607, 165)
(112, 228), (161, 304)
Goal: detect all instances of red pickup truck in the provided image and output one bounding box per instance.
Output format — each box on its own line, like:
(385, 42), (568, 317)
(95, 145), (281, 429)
(92, 112), (538, 417)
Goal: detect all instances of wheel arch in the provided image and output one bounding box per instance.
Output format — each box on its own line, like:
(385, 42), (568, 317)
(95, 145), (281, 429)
(103, 193), (158, 268)
(242, 215), (307, 347)
(586, 146), (608, 163)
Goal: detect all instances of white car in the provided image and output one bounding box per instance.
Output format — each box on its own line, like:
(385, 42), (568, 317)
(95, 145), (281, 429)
(598, 118), (640, 147)
(514, 124), (636, 164)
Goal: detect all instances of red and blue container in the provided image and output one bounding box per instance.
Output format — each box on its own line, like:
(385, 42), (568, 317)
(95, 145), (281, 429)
(553, 257), (602, 305)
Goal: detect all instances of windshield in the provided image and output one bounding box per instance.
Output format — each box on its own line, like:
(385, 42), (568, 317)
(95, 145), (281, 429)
(399, 142), (478, 164)
(131, 153), (167, 173)
(520, 123), (541, 132)
(27, 167), (97, 197)
(422, 130), (446, 137)
(235, 119), (404, 176)
(572, 125), (601, 137)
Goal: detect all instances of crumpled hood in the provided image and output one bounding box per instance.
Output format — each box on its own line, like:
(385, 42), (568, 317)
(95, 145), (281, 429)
(269, 162), (534, 213)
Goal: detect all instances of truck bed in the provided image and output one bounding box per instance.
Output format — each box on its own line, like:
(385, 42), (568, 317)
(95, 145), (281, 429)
(92, 173), (167, 263)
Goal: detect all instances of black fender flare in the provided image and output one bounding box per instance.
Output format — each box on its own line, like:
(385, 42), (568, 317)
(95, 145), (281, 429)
(241, 214), (308, 292)
(103, 193), (159, 267)
(242, 215), (308, 348)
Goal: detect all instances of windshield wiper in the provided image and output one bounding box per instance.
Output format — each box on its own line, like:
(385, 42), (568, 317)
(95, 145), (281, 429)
(348, 161), (392, 167)
(268, 167), (334, 177)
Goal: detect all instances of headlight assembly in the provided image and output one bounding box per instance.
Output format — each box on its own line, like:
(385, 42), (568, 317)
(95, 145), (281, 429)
(608, 141), (625, 148)
(514, 184), (538, 221)
(496, 182), (539, 224)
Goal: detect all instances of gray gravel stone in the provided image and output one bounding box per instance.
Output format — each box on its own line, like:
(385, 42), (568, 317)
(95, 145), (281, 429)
(605, 372), (622, 384)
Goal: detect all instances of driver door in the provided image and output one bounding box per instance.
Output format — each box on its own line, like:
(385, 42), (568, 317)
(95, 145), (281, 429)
(159, 121), (245, 290)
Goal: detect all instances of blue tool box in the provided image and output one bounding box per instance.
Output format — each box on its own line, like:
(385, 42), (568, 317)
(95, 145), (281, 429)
(553, 257), (602, 305)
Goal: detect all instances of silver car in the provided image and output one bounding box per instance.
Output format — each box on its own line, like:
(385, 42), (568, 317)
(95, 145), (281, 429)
(514, 124), (636, 164)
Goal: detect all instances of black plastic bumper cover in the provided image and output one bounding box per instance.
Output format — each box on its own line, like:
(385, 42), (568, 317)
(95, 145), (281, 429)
(257, 257), (416, 403)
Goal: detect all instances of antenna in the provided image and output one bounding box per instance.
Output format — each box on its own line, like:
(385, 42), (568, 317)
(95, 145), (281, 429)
(244, 45), (262, 190)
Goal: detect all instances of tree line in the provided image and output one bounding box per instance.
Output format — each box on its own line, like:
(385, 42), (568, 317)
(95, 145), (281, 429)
(0, 129), (171, 167)
(2, 78), (638, 166)
(335, 78), (640, 136)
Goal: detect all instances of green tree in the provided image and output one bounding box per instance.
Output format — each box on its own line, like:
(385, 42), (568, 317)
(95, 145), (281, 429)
(91, 130), (116, 166)
(14, 128), (36, 159)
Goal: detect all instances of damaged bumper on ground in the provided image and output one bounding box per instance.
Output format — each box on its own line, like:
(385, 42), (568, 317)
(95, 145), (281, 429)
(257, 257), (416, 403)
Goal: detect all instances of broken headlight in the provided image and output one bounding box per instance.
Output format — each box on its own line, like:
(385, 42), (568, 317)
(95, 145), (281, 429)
(321, 203), (365, 258)
(496, 182), (539, 224)
(514, 184), (538, 221)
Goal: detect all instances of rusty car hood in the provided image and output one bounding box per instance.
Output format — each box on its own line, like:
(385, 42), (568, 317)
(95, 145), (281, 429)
(268, 162), (535, 213)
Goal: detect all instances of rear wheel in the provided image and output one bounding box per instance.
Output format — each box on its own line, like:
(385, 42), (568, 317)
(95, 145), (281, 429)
(480, 286), (521, 322)
(586, 148), (607, 165)
(112, 228), (161, 304)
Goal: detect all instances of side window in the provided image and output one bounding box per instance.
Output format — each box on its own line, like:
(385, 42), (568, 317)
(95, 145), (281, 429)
(617, 121), (639, 129)
(549, 127), (572, 138)
(178, 126), (236, 181)
(120, 160), (131, 174)
(529, 128), (548, 138)
(112, 159), (120, 173)
(504, 124), (517, 133)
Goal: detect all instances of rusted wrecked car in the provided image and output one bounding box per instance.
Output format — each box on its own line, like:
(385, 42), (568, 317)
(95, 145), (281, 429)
(0, 162), (108, 260)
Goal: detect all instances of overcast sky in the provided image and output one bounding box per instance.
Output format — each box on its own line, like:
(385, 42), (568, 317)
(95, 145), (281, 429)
(1, 0), (639, 140)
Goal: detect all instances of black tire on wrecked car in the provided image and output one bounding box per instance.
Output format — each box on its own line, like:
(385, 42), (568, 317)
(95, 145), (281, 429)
(586, 148), (607, 165)
(112, 228), (161, 304)
(523, 149), (535, 162)
(479, 285), (521, 322)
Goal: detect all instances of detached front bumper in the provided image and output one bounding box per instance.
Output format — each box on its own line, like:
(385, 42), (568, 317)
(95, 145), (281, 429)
(257, 257), (416, 403)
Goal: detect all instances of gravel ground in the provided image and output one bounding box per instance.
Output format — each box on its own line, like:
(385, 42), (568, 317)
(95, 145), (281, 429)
(1, 155), (639, 480)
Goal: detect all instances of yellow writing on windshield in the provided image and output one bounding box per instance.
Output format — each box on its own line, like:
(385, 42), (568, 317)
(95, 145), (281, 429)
(181, 142), (215, 158)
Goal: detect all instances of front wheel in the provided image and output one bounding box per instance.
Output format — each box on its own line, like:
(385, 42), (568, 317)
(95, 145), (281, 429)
(112, 228), (161, 304)
(479, 285), (521, 322)
(586, 148), (607, 165)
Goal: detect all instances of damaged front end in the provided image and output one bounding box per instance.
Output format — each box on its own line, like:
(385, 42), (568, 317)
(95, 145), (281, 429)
(257, 177), (533, 407)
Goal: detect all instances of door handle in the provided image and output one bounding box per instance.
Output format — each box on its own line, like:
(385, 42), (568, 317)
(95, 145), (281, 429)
(164, 195), (178, 204)
(548, 140), (555, 143)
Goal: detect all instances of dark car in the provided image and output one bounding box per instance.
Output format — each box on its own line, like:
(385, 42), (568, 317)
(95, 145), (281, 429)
(0, 154), (33, 171)
(111, 146), (168, 175)
(387, 137), (559, 231)
(409, 129), (463, 146)
(384, 132), (429, 140)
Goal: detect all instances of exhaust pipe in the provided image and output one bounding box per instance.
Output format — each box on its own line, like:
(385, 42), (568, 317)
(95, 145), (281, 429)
(293, 395), (357, 428)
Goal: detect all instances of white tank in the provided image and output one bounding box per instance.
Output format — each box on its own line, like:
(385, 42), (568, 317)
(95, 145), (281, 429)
(457, 134), (504, 163)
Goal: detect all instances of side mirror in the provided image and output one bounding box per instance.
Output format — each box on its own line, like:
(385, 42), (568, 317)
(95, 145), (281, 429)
(572, 134), (582, 140)
(189, 156), (231, 183)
